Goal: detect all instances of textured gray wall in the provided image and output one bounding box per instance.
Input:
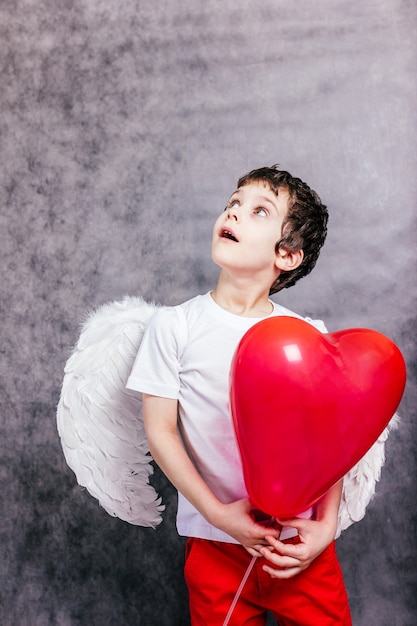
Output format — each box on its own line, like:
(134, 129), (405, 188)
(1, 1), (416, 625)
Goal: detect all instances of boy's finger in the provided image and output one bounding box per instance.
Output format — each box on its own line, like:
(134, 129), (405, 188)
(262, 563), (301, 580)
(264, 535), (304, 558)
(260, 548), (300, 568)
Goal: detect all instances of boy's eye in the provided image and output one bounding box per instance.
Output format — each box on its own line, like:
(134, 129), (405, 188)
(225, 200), (240, 211)
(254, 207), (268, 217)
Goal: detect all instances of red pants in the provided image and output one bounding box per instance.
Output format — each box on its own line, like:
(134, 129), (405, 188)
(185, 538), (352, 626)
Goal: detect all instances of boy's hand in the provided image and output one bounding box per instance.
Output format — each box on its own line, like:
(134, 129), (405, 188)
(258, 480), (342, 578)
(212, 498), (281, 557)
(259, 516), (335, 579)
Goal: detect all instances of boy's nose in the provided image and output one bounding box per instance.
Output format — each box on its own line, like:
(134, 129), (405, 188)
(226, 206), (239, 221)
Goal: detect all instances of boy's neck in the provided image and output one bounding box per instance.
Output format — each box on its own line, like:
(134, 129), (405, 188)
(211, 275), (273, 318)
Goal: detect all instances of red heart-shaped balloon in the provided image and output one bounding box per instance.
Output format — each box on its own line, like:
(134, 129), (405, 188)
(230, 317), (406, 519)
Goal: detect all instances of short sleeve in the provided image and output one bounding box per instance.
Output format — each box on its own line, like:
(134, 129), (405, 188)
(126, 306), (185, 399)
(305, 317), (328, 333)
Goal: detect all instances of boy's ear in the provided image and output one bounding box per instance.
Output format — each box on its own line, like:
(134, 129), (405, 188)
(275, 247), (304, 272)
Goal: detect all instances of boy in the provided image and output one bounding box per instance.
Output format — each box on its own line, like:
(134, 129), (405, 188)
(126, 166), (352, 625)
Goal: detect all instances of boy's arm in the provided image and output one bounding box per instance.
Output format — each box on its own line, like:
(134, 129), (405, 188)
(259, 480), (343, 579)
(143, 393), (280, 556)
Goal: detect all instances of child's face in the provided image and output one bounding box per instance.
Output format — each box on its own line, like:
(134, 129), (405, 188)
(211, 180), (290, 283)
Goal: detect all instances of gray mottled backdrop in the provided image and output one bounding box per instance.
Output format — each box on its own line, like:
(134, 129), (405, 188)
(1, 1), (416, 625)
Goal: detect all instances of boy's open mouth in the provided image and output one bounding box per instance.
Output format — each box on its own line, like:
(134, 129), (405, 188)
(221, 228), (239, 242)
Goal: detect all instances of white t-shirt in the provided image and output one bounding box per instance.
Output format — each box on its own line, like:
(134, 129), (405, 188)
(126, 292), (327, 543)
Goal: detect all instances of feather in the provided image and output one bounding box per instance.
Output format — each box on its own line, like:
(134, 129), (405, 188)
(57, 296), (165, 527)
(336, 413), (400, 537)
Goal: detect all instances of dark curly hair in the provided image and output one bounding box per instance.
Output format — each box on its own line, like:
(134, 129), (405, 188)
(237, 165), (328, 295)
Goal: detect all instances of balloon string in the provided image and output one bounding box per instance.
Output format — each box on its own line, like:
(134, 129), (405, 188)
(222, 555), (257, 626)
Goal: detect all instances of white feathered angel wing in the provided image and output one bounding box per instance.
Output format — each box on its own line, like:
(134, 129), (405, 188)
(336, 413), (399, 537)
(57, 296), (164, 527)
